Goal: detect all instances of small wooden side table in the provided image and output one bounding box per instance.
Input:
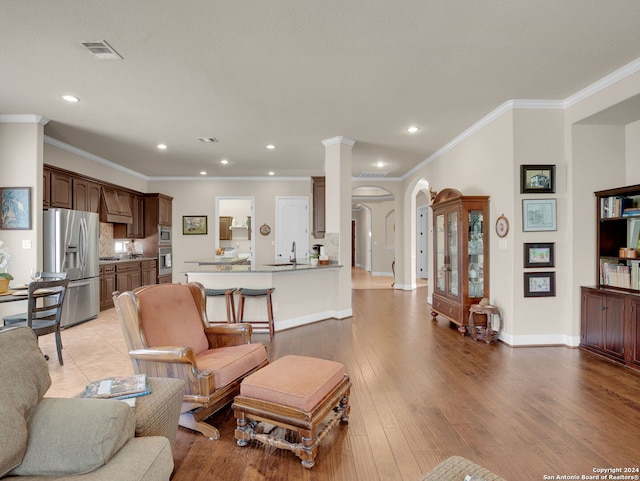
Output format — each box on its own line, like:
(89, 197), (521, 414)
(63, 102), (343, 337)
(468, 304), (502, 343)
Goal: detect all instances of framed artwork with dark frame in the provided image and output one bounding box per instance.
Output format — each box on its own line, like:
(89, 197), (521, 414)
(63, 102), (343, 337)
(520, 164), (556, 194)
(0, 187), (32, 230)
(524, 271), (556, 297)
(523, 242), (555, 268)
(182, 215), (208, 235)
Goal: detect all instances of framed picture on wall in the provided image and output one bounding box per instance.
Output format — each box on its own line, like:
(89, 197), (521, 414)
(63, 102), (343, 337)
(182, 215), (207, 235)
(524, 271), (556, 297)
(520, 165), (556, 193)
(0, 187), (31, 230)
(523, 242), (555, 268)
(522, 198), (557, 232)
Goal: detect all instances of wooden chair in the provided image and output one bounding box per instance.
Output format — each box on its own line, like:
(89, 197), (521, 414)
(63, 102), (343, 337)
(2, 278), (69, 365)
(113, 282), (269, 439)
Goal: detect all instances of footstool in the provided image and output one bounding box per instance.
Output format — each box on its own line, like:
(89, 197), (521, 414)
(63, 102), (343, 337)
(232, 355), (351, 468)
(134, 377), (185, 451)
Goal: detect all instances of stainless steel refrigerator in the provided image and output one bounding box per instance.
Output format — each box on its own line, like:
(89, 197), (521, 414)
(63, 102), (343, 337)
(43, 208), (100, 327)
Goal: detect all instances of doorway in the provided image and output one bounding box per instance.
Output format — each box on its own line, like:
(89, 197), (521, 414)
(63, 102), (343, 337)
(215, 197), (254, 263)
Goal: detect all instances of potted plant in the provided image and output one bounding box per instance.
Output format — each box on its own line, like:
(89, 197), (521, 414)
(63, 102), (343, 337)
(309, 252), (319, 267)
(0, 241), (13, 293)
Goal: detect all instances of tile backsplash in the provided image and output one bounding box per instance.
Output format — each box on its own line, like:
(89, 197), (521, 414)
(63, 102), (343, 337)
(99, 223), (116, 257)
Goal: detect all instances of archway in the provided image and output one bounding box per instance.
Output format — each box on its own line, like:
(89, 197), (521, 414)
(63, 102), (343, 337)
(351, 185), (395, 283)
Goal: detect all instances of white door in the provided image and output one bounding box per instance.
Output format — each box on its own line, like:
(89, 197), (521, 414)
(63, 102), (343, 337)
(417, 205), (429, 279)
(275, 197), (309, 263)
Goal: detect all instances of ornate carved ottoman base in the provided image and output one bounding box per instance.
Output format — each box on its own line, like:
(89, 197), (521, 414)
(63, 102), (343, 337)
(232, 355), (351, 468)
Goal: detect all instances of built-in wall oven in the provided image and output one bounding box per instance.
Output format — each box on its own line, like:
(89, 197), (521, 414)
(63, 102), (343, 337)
(158, 247), (172, 276)
(158, 225), (172, 245)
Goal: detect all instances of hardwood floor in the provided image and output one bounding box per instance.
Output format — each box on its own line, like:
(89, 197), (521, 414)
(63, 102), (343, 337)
(38, 271), (640, 480)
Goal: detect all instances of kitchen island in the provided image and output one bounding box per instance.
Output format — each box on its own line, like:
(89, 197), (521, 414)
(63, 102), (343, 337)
(184, 263), (348, 331)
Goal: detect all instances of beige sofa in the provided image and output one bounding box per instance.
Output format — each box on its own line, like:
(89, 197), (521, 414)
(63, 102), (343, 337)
(0, 326), (174, 480)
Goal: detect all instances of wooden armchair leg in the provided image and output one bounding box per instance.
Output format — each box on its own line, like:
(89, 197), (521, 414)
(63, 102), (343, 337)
(179, 412), (220, 440)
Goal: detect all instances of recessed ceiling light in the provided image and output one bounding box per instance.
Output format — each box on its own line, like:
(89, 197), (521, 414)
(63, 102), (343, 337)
(268, 171), (275, 176)
(220, 159), (228, 165)
(200, 171), (207, 175)
(376, 161), (385, 168)
(407, 126), (419, 133)
(266, 144), (275, 150)
(157, 144), (167, 150)
(62, 95), (79, 103)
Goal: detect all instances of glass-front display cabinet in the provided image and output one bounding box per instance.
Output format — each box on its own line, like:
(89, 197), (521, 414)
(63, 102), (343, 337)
(430, 188), (489, 330)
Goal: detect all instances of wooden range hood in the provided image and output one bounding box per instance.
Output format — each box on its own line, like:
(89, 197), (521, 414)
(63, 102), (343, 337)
(100, 186), (133, 224)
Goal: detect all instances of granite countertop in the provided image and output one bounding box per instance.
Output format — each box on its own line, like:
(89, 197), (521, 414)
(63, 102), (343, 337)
(185, 257), (249, 265)
(185, 262), (342, 274)
(99, 256), (157, 264)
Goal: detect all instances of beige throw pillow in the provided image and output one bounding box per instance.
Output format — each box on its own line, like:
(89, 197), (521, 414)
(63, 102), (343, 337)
(10, 398), (135, 476)
(0, 327), (51, 477)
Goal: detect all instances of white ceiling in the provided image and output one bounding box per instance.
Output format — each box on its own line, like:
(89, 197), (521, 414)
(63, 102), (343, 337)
(3, 1), (640, 179)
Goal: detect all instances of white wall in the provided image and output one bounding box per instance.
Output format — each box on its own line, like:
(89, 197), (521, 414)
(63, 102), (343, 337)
(0, 118), (45, 319)
(147, 179), (310, 281)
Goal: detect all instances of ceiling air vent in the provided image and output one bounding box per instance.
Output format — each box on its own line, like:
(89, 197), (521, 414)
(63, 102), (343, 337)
(197, 137), (219, 143)
(358, 171), (388, 178)
(81, 41), (123, 60)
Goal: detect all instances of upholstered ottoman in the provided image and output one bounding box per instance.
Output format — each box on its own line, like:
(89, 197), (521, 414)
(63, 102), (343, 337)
(232, 355), (351, 468)
(134, 377), (185, 451)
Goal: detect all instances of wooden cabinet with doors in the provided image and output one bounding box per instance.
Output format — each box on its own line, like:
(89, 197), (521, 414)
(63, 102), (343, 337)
(430, 188), (489, 330)
(72, 178), (101, 213)
(580, 287), (625, 360)
(101, 186), (133, 224)
(46, 168), (73, 209)
(580, 183), (640, 372)
(99, 264), (116, 311)
(311, 176), (325, 239)
(115, 261), (141, 293)
(141, 259), (158, 286)
(114, 194), (144, 239)
(219, 216), (233, 240)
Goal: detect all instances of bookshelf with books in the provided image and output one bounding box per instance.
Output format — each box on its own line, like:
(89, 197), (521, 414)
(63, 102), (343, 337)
(581, 183), (640, 371)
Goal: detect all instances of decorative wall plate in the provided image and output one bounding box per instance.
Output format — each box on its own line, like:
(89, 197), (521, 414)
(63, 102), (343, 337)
(495, 215), (509, 238)
(259, 224), (271, 236)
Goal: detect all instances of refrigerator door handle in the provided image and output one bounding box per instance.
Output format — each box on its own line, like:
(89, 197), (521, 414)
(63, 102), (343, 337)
(79, 218), (86, 273)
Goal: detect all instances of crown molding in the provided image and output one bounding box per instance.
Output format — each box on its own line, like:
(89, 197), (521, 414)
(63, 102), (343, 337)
(147, 176), (310, 182)
(322, 136), (356, 147)
(564, 56), (640, 108)
(44, 136), (149, 180)
(0, 114), (49, 125)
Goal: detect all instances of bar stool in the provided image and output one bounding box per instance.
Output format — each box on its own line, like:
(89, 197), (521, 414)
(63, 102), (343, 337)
(236, 288), (276, 339)
(205, 288), (237, 323)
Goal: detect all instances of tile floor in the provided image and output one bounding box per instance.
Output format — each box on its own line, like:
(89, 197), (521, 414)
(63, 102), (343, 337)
(40, 308), (134, 398)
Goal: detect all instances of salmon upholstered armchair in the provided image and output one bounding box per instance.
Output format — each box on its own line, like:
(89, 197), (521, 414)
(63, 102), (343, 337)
(113, 282), (269, 439)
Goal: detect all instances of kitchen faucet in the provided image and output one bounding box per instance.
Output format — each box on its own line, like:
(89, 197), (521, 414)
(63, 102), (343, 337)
(291, 241), (296, 265)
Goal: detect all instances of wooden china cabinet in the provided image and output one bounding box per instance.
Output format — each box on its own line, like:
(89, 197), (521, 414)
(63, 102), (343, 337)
(430, 188), (489, 331)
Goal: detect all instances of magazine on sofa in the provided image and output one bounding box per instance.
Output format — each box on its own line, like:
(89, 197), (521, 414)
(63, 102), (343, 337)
(85, 374), (151, 400)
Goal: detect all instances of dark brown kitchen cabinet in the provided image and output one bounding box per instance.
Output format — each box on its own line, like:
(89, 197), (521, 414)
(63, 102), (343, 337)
(72, 178), (101, 213)
(116, 261), (141, 293)
(49, 170), (73, 209)
(141, 259), (157, 286)
(219, 216), (232, 240)
(99, 264), (116, 311)
(312, 176), (326, 239)
(114, 194), (144, 239)
(101, 186), (133, 224)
